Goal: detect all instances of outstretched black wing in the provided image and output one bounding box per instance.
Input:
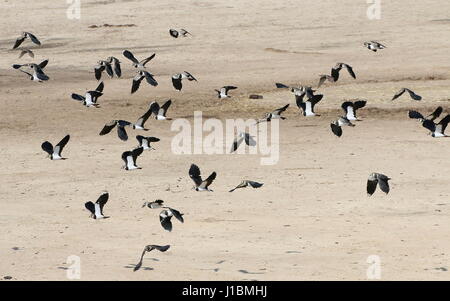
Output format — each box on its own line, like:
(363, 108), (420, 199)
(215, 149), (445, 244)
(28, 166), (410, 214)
(330, 123), (342, 137)
(189, 164), (203, 186)
(172, 75), (182, 91)
(408, 110), (424, 120)
(26, 32), (41, 46)
(41, 141), (53, 155)
(366, 179), (378, 196)
(144, 71), (158, 86)
(99, 120), (117, 136)
(132, 147), (144, 163)
(54, 135), (70, 156)
(123, 50), (139, 64)
(96, 193), (109, 214)
(84, 201), (96, 215)
(275, 83), (289, 89)
(160, 99), (172, 116)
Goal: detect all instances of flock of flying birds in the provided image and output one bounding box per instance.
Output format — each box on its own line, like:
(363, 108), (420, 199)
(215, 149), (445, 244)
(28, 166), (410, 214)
(10, 29), (263, 271)
(9, 29), (449, 272)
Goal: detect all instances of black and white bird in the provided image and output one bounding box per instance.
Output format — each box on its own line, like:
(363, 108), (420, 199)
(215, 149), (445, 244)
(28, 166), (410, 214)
(122, 50), (155, 69)
(84, 193), (109, 219)
(275, 83), (316, 99)
(364, 41), (386, 52)
(132, 107), (153, 130)
(71, 81), (104, 107)
(332, 63), (356, 81)
(136, 135), (160, 150)
(13, 59), (49, 82)
(169, 29), (191, 38)
(215, 86), (237, 99)
(230, 132), (256, 153)
(159, 207), (184, 232)
(330, 117), (355, 137)
(422, 114), (450, 137)
(121, 147), (144, 170)
(367, 173), (391, 196)
(99, 120), (132, 141)
(189, 164), (216, 191)
(133, 244), (170, 272)
(13, 32), (41, 49)
(229, 180), (263, 192)
(341, 100), (367, 121)
(318, 63), (356, 87)
(296, 94), (323, 117)
(41, 135), (70, 160)
(392, 88), (422, 101)
(257, 104), (290, 123)
(408, 107), (443, 122)
(171, 71), (197, 91)
(94, 60), (114, 80)
(18, 48), (34, 58)
(331, 63), (356, 82)
(142, 199), (164, 209)
(106, 56), (122, 77)
(149, 99), (172, 120)
(131, 70), (158, 94)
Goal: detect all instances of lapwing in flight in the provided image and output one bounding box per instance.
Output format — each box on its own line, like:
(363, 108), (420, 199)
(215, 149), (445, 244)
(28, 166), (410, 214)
(41, 135), (70, 160)
(172, 71), (197, 91)
(142, 199), (164, 209)
(330, 116), (355, 137)
(318, 63), (356, 87)
(230, 132), (256, 153)
(136, 135), (160, 150)
(106, 56), (122, 77)
(364, 41), (386, 52)
(13, 32), (41, 49)
(215, 86), (237, 99)
(296, 93), (323, 117)
(85, 192), (109, 219)
(332, 63), (356, 81)
(257, 104), (290, 123)
(13, 59), (49, 82)
(122, 147), (144, 170)
(132, 107), (153, 130)
(149, 99), (172, 120)
(71, 81), (104, 107)
(408, 107), (443, 122)
(229, 180), (263, 192)
(122, 50), (156, 69)
(94, 60), (114, 81)
(367, 173), (391, 196)
(392, 88), (422, 101)
(189, 164), (216, 191)
(133, 244), (170, 272)
(169, 29), (191, 38)
(341, 100), (367, 121)
(131, 70), (158, 94)
(275, 83), (316, 99)
(99, 120), (132, 141)
(422, 114), (450, 137)
(159, 207), (184, 232)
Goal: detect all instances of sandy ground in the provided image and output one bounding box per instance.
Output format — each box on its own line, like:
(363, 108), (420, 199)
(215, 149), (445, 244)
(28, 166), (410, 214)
(1, 0), (450, 281)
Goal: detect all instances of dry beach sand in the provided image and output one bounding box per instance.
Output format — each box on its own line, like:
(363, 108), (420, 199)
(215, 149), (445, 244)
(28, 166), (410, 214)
(0, 0), (450, 280)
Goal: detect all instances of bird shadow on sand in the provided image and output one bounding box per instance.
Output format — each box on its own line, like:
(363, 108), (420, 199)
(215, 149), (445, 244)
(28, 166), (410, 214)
(124, 264), (154, 271)
(293, 124), (318, 128)
(238, 269), (265, 275)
